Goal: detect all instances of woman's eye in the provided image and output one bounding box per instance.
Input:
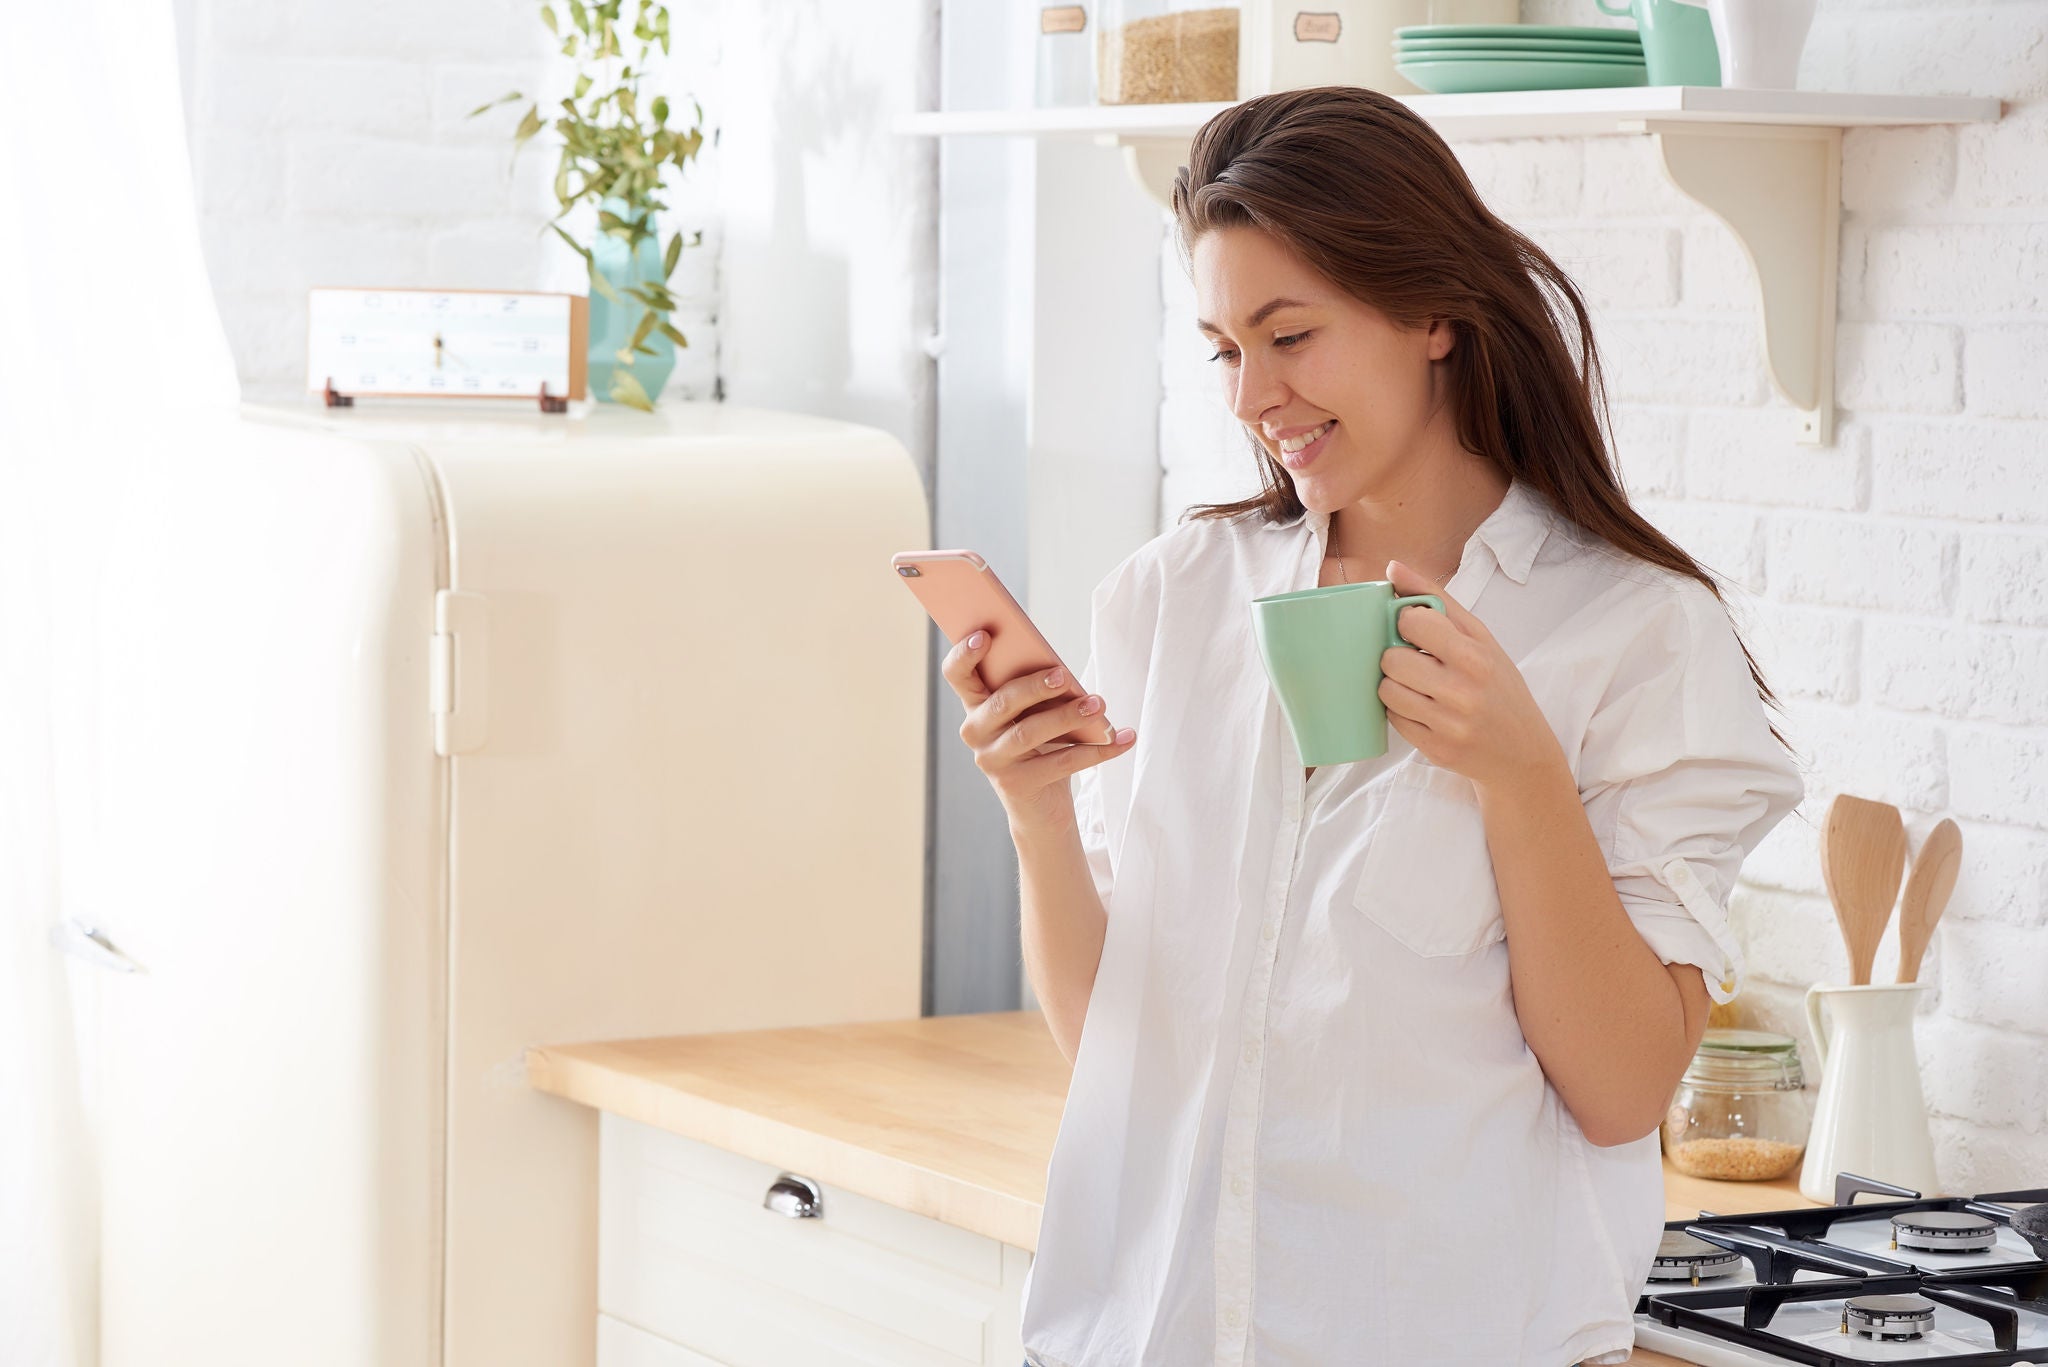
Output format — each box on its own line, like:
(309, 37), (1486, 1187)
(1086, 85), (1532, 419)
(1207, 332), (1309, 364)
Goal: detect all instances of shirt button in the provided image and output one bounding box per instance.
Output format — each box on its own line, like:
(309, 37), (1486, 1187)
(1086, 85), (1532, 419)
(1261, 921), (1276, 941)
(1231, 1175), (1248, 1197)
(1242, 1042), (1259, 1064)
(1222, 1306), (1242, 1327)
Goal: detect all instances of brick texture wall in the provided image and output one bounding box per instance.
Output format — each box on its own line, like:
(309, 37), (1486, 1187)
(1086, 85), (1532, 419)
(1157, 8), (2048, 1192)
(178, 0), (722, 404)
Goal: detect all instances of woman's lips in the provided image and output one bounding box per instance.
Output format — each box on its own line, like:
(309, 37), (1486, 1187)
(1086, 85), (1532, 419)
(1279, 421), (1336, 471)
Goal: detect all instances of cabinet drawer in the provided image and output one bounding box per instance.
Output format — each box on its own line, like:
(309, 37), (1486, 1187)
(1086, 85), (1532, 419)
(597, 1312), (727, 1367)
(599, 1114), (1029, 1367)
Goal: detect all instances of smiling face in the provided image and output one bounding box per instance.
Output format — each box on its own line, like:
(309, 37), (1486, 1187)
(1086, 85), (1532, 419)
(1192, 224), (1458, 509)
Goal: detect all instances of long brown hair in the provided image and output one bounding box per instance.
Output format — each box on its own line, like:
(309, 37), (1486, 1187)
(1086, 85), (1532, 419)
(1171, 86), (1793, 755)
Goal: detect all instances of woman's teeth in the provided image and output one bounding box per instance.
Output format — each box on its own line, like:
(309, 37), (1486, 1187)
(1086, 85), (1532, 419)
(1279, 420), (1334, 455)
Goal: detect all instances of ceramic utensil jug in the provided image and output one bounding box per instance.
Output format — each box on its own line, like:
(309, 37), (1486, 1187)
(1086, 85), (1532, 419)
(1798, 982), (1939, 1203)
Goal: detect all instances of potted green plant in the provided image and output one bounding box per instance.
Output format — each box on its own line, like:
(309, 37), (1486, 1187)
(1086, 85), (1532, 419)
(471, 0), (707, 410)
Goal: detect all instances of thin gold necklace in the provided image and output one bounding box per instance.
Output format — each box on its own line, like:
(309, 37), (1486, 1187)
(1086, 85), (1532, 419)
(1330, 515), (1475, 586)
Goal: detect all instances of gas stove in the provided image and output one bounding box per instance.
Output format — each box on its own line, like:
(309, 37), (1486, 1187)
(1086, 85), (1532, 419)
(1634, 1172), (2048, 1366)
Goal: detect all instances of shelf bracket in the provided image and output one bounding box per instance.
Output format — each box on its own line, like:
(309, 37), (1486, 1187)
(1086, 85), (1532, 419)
(1099, 134), (1190, 212)
(1643, 119), (1841, 446)
(1097, 117), (1845, 445)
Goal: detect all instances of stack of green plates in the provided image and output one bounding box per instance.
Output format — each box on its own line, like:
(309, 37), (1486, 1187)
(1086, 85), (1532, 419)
(1393, 24), (1648, 93)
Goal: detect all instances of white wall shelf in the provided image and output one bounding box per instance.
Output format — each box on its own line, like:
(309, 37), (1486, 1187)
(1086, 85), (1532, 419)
(900, 86), (2003, 446)
(899, 87), (2000, 142)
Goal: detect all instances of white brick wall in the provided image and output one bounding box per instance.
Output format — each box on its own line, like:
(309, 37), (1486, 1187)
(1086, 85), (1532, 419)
(1157, 5), (2048, 1191)
(178, 0), (724, 403)
(177, 0), (935, 451)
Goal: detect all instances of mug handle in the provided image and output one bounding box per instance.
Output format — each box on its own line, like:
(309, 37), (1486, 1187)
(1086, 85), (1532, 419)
(1387, 594), (1444, 650)
(1594, 0), (1632, 15)
(1804, 983), (1830, 1072)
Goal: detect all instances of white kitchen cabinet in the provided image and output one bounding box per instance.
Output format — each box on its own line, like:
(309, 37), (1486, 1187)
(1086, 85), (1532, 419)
(598, 1314), (727, 1367)
(598, 1113), (1033, 1367)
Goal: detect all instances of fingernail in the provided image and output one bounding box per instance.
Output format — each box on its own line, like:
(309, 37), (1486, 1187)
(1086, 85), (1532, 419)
(1044, 667), (1065, 688)
(967, 630), (986, 649)
(1079, 695), (1102, 715)
(1114, 727), (1134, 744)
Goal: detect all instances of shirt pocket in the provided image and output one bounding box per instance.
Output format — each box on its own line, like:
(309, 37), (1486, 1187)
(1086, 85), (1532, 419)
(1350, 760), (1506, 958)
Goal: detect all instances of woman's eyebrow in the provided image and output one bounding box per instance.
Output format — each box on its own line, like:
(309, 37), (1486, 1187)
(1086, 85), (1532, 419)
(1196, 297), (1312, 335)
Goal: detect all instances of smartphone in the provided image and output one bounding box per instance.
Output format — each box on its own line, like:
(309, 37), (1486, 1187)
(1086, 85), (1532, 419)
(891, 549), (1116, 747)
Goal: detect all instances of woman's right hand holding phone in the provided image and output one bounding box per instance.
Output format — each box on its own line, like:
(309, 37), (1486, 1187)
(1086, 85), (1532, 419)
(944, 628), (1136, 834)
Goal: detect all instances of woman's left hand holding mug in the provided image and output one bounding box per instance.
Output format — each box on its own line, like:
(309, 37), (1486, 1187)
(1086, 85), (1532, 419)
(1377, 559), (1564, 789)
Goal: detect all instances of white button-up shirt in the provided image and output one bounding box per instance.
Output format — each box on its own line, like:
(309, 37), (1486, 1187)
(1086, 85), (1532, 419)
(1018, 476), (1805, 1367)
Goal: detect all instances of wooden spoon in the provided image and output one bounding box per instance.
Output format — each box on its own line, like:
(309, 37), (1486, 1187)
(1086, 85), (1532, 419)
(1895, 818), (1962, 984)
(1820, 794), (1907, 986)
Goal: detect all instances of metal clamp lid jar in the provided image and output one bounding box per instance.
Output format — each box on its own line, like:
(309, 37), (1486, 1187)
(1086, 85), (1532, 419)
(1662, 1028), (1811, 1181)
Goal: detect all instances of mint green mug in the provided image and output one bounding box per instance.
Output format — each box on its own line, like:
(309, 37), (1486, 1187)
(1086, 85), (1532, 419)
(1598, 0), (1721, 85)
(1251, 581), (1444, 767)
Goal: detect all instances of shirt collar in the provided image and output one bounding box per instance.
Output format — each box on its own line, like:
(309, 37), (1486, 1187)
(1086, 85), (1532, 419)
(1289, 475), (1553, 587)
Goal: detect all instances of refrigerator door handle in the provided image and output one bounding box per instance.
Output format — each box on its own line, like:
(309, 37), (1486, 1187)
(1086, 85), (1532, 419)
(49, 918), (147, 974)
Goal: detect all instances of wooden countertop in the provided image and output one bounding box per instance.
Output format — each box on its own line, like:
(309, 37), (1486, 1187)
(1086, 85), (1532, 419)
(528, 1009), (1817, 1366)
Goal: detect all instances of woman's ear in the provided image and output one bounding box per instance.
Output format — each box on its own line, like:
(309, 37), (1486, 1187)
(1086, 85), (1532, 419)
(1425, 317), (1457, 362)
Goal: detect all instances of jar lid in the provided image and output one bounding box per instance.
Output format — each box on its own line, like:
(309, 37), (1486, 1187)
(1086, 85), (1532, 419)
(1698, 1028), (1798, 1056)
(1685, 1028), (1804, 1089)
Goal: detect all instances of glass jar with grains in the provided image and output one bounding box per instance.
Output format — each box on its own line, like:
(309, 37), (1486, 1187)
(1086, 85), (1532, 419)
(1663, 1028), (1812, 1181)
(1097, 0), (1241, 104)
(1037, 4), (1095, 107)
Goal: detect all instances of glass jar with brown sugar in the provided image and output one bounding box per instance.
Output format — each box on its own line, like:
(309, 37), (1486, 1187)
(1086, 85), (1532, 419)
(1662, 1028), (1813, 1182)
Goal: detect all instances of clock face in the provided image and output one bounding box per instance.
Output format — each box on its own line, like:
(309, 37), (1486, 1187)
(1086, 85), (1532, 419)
(306, 288), (585, 400)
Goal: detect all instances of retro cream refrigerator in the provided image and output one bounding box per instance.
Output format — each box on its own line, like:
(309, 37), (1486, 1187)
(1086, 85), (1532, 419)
(61, 401), (930, 1367)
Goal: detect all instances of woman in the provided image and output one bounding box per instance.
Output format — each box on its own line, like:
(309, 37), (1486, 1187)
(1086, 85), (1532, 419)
(944, 87), (1806, 1366)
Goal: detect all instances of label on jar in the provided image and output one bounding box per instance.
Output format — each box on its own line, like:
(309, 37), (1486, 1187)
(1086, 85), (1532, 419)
(1042, 4), (1087, 34)
(1293, 10), (1343, 42)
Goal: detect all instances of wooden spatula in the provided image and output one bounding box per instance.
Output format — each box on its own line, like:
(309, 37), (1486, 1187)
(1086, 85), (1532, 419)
(1820, 794), (1907, 986)
(1895, 818), (1961, 984)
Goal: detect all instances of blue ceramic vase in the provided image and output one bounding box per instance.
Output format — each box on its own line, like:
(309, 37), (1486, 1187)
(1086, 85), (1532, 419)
(587, 195), (677, 404)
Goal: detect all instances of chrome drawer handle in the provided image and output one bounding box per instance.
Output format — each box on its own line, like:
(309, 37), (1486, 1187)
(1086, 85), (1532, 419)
(763, 1173), (824, 1219)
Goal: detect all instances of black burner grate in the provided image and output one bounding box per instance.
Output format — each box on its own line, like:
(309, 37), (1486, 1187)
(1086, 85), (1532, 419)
(1636, 1173), (2048, 1365)
(1644, 1267), (2048, 1365)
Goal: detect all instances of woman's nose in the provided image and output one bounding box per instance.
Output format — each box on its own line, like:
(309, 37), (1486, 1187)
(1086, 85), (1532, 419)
(1229, 353), (1286, 428)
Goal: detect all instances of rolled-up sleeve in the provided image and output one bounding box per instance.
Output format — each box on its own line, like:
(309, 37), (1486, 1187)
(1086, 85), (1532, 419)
(1575, 583), (1807, 1004)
